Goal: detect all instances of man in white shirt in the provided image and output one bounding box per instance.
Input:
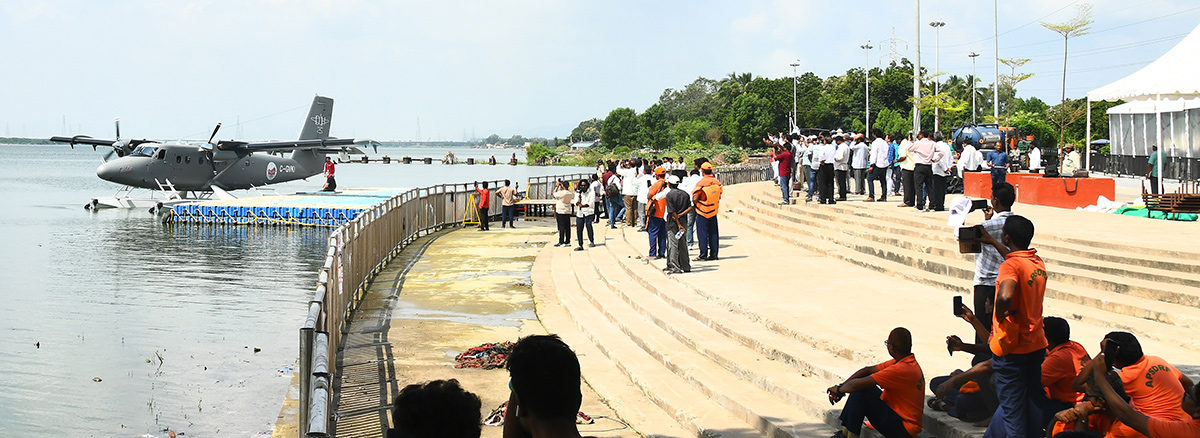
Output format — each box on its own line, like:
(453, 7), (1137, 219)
(635, 169), (655, 231)
(818, 134), (840, 204)
(957, 141), (983, 176)
(851, 135), (870, 196)
(617, 160), (639, 228)
(929, 132), (955, 212)
(834, 135), (852, 201)
(680, 169), (702, 247)
(866, 130), (891, 202)
(1027, 144), (1042, 174)
(805, 136), (821, 202)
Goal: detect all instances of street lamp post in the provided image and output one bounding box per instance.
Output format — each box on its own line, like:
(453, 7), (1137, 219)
(930, 21), (945, 132)
(861, 42), (873, 132)
(790, 62), (800, 130)
(993, 0), (1000, 121)
(969, 52), (980, 124)
(913, 0), (922, 137)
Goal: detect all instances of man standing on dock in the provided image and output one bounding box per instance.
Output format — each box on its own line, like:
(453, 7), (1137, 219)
(475, 181), (491, 231)
(322, 156), (337, 192)
(496, 180), (518, 228)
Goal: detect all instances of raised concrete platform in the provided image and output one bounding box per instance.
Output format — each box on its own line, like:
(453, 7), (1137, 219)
(307, 223), (671, 438)
(528, 181), (1198, 438)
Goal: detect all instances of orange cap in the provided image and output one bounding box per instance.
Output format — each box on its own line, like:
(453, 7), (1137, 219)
(700, 162), (713, 170)
(654, 167), (666, 175)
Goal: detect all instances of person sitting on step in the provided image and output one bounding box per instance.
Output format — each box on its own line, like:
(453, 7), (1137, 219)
(503, 335), (597, 438)
(827, 327), (926, 438)
(388, 379), (482, 438)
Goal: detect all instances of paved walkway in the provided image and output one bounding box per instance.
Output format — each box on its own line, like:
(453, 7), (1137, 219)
(325, 223), (632, 438)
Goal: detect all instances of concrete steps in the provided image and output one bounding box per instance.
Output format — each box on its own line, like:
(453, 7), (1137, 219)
(531, 253), (693, 438)
(542, 248), (761, 437)
(601, 222), (984, 438)
(729, 192), (1200, 350)
(749, 190), (1200, 314)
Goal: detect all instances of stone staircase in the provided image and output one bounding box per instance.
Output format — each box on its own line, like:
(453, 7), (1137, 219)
(725, 185), (1200, 352)
(528, 181), (1199, 438)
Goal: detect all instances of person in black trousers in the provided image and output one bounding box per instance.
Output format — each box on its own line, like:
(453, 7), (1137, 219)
(552, 180), (574, 247)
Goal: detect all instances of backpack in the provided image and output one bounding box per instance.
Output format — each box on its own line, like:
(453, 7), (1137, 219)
(605, 177), (621, 198)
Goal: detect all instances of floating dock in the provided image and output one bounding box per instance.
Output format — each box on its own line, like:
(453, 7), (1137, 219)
(165, 188), (407, 227)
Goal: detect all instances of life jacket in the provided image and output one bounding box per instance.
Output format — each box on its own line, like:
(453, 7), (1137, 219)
(693, 177), (723, 218)
(647, 180), (668, 219)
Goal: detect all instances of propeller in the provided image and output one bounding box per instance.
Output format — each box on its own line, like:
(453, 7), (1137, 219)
(207, 123), (222, 145)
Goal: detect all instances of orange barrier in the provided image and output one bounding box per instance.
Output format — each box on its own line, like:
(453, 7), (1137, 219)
(962, 172), (1114, 209)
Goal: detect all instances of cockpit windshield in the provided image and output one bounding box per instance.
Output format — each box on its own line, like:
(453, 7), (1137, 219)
(131, 146), (158, 157)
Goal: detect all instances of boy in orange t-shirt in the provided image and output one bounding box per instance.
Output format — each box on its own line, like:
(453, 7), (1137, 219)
(827, 328), (925, 438)
(980, 215), (1049, 438)
(1089, 351), (1200, 438)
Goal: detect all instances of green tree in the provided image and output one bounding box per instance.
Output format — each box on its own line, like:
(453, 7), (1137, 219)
(658, 77), (720, 124)
(669, 119), (713, 149)
(873, 108), (909, 137)
(571, 118), (603, 142)
(638, 103), (671, 151)
(723, 93), (773, 148)
(1010, 110), (1058, 150)
(600, 107), (640, 151)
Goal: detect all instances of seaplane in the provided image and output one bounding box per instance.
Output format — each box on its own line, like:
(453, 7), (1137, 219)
(51, 95), (376, 211)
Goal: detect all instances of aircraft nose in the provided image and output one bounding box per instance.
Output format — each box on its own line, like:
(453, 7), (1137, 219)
(96, 161), (125, 184)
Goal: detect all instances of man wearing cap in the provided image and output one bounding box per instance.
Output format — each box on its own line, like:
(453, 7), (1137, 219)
(693, 161), (723, 261)
(658, 174), (692, 274)
(645, 167), (669, 259)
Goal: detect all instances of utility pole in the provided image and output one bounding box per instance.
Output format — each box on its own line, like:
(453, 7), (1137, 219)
(930, 21), (945, 132)
(861, 42), (873, 132)
(912, 0), (922, 137)
(993, 0), (1000, 121)
(790, 62), (800, 129)
(969, 52), (980, 124)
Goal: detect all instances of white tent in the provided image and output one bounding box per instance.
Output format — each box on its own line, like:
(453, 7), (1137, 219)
(1086, 22), (1200, 187)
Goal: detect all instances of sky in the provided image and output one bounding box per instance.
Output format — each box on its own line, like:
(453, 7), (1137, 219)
(3, 0), (1198, 142)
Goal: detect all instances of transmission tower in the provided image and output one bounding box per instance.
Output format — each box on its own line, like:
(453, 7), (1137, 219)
(881, 27), (908, 66)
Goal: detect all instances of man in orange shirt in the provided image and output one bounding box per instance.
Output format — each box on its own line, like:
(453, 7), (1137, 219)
(474, 181), (491, 231)
(827, 328), (925, 438)
(1075, 332), (1194, 438)
(980, 215), (1049, 438)
(645, 168), (668, 259)
(1041, 317), (1090, 415)
(1089, 352), (1200, 438)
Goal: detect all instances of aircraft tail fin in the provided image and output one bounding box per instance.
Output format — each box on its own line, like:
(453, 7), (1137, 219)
(299, 95), (334, 140)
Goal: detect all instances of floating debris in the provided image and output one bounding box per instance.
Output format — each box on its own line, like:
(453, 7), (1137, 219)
(92, 377), (102, 382)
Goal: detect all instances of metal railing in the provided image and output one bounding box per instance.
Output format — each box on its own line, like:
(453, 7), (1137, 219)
(1089, 153), (1200, 183)
(296, 165), (770, 437)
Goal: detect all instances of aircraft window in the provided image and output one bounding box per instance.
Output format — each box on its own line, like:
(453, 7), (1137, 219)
(176, 155), (182, 164)
(156, 150), (166, 160)
(133, 146), (158, 157)
(185, 156), (191, 164)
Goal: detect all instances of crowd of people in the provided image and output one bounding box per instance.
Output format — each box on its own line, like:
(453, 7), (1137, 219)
(535, 156), (725, 274)
(764, 129), (1093, 210)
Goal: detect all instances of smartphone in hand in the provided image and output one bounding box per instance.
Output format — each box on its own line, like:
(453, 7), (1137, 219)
(953, 296), (964, 316)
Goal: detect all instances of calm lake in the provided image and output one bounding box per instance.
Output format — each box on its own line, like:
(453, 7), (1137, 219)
(0, 144), (588, 437)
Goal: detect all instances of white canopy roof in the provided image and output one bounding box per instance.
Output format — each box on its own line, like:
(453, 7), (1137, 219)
(1106, 97), (1200, 114)
(1088, 22), (1200, 102)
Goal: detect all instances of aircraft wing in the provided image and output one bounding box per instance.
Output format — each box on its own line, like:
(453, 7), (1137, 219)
(49, 135), (156, 149)
(216, 138), (375, 153)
